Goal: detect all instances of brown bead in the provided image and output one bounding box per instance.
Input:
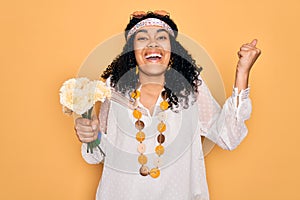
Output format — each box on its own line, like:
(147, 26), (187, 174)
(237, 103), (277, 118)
(157, 134), (165, 144)
(135, 120), (145, 130)
(161, 90), (168, 100)
(139, 165), (149, 176)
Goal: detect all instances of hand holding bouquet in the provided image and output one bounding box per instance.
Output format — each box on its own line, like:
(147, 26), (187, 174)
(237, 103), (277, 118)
(59, 77), (111, 153)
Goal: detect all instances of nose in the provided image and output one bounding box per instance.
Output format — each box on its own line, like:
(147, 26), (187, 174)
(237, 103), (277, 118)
(147, 40), (159, 48)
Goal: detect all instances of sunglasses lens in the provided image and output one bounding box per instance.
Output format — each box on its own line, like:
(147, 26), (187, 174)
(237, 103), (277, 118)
(154, 10), (169, 17)
(131, 10), (169, 19)
(131, 11), (146, 19)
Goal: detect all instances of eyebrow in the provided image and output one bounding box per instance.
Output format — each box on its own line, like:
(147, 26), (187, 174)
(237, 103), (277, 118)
(136, 28), (168, 34)
(157, 29), (168, 33)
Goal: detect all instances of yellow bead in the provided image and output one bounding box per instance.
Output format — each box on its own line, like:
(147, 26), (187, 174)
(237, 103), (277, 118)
(149, 168), (160, 178)
(138, 154), (148, 165)
(155, 145), (164, 156)
(131, 90), (140, 99)
(160, 100), (169, 110)
(157, 122), (166, 132)
(136, 131), (145, 142)
(133, 109), (142, 119)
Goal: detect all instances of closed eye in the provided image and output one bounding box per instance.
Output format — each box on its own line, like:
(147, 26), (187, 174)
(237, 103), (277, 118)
(137, 37), (148, 41)
(157, 36), (167, 40)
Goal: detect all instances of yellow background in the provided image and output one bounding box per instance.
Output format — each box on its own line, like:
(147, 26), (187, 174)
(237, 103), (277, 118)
(1, 0), (299, 199)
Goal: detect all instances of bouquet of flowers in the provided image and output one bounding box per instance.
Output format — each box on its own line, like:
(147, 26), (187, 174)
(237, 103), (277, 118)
(59, 77), (111, 153)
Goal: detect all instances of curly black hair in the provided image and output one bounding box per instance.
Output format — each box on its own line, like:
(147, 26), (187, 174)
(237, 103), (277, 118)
(101, 12), (202, 111)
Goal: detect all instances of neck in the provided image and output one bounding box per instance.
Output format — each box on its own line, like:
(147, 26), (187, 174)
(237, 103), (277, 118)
(140, 83), (164, 94)
(138, 83), (164, 116)
(138, 74), (165, 86)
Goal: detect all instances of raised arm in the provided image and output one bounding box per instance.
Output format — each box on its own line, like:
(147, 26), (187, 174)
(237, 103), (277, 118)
(234, 39), (261, 93)
(198, 39), (261, 150)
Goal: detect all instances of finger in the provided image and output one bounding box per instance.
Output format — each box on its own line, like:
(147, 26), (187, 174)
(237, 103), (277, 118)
(74, 124), (94, 132)
(237, 50), (247, 58)
(250, 39), (258, 47)
(75, 117), (92, 126)
(240, 47), (261, 57)
(241, 43), (257, 49)
(240, 46), (251, 51)
(93, 132), (99, 141)
(91, 115), (100, 131)
(237, 51), (242, 58)
(76, 130), (95, 138)
(78, 136), (96, 143)
(83, 132), (98, 143)
(76, 131), (97, 142)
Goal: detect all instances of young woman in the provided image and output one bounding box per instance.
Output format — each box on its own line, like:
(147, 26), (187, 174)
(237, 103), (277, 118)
(74, 11), (261, 200)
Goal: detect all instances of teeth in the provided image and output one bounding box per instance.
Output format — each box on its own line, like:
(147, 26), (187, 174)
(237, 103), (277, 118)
(145, 53), (162, 59)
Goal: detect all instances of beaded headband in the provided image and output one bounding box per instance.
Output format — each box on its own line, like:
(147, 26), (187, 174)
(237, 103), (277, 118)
(126, 18), (175, 40)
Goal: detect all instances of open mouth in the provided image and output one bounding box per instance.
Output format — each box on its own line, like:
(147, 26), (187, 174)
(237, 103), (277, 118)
(144, 53), (163, 62)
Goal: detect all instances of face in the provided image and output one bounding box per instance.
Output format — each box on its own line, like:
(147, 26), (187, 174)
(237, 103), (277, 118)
(133, 26), (171, 77)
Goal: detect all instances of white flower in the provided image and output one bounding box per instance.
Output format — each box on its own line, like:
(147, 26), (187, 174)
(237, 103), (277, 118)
(94, 80), (111, 103)
(59, 77), (111, 115)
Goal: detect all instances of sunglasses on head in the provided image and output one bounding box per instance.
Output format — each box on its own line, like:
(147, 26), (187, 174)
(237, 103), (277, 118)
(130, 10), (170, 19)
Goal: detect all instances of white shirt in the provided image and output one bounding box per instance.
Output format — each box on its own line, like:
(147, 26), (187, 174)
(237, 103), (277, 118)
(81, 78), (251, 200)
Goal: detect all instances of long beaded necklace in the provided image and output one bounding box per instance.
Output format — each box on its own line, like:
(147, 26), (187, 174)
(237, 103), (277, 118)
(131, 87), (169, 178)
